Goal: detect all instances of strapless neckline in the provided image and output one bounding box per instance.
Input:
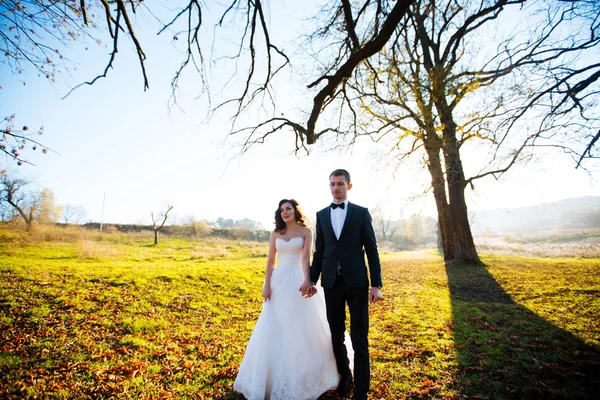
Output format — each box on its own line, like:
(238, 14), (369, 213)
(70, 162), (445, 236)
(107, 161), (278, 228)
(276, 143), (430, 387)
(275, 236), (304, 243)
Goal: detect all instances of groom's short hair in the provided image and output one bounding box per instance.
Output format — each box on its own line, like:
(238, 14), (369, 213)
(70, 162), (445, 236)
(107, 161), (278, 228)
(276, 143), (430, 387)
(330, 169), (351, 184)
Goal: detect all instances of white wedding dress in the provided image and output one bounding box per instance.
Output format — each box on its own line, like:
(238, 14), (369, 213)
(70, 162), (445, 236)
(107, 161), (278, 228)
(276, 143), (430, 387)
(234, 237), (347, 400)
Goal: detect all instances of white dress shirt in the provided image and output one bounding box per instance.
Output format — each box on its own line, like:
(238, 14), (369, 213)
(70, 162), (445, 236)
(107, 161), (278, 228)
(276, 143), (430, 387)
(330, 200), (349, 240)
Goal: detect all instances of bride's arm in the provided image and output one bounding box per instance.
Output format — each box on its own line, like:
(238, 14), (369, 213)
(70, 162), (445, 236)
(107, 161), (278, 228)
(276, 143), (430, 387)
(263, 231), (277, 301)
(299, 229), (314, 295)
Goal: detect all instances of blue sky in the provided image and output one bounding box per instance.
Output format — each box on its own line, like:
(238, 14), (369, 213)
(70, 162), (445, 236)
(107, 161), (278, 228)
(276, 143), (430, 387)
(1, 2), (598, 230)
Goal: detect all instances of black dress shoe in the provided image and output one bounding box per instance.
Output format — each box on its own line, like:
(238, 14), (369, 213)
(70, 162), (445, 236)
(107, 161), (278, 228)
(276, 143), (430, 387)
(337, 375), (352, 398)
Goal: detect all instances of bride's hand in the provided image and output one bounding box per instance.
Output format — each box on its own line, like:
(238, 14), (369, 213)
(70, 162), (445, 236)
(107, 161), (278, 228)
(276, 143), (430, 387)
(262, 285), (271, 301)
(299, 280), (315, 298)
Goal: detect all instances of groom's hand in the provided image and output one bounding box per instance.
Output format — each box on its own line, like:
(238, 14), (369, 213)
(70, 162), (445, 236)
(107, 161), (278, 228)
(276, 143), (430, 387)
(299, 281), (316, 298)
(298, 280), (313, 298)
(369, 287), (383, 304)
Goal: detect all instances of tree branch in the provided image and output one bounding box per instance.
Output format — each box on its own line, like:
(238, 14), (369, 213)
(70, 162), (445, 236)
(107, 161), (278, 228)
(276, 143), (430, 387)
(304, 0), (414, 144)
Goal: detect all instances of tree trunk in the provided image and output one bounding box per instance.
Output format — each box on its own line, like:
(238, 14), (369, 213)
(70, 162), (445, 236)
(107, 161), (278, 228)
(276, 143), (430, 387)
(435, 222), (443, 253)
(151, 206), (172, 246)
(411, 11), (480, 263)
(7, 199), (33, 232)
(423, 131), (454, 259)
(440, 116), (480, 263)
(423, 61), (480, 263)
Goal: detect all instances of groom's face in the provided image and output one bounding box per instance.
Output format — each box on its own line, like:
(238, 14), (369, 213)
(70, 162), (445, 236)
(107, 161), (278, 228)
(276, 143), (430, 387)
(329, 175), (352, 202)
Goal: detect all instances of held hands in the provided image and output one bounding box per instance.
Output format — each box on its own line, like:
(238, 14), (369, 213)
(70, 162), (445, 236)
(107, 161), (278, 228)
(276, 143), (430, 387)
(369, 287), (383, 304)
(299, 280), (317, 298)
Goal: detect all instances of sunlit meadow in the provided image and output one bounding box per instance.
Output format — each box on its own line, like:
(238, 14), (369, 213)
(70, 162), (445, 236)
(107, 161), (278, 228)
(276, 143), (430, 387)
(0, 226), (598, 399)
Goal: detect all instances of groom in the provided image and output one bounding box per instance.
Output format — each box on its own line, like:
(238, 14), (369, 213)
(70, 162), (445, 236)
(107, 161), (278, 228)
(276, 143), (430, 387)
(308, 169), (383, 400)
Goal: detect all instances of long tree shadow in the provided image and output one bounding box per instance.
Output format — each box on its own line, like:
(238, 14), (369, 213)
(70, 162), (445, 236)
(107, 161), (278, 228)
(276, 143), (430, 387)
(446, 261), (600, 399)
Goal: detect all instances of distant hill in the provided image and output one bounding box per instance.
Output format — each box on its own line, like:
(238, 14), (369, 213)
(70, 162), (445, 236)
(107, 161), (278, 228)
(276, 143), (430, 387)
(469, 196), (600, 234)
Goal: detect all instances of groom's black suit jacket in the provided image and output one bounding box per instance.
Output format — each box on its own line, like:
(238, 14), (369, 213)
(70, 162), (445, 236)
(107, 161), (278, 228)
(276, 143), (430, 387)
(311, 202), (382, 289)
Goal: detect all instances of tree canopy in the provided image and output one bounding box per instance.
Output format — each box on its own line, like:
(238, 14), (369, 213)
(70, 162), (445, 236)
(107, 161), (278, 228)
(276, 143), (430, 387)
(2, 1), (597, 162)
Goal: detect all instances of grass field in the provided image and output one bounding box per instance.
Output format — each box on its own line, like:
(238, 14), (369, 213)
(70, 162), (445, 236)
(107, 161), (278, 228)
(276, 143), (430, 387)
(0, 227), (599, 399)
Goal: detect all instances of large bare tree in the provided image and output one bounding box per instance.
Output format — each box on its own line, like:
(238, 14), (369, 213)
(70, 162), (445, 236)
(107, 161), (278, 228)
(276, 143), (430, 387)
(228, 0), (599, 262)
(328, 0), (600, 261)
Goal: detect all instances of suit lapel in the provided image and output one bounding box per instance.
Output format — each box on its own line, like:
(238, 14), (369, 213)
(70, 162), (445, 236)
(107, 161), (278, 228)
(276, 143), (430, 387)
(322, 207), (337, 240)
(339, 202), (354, 241)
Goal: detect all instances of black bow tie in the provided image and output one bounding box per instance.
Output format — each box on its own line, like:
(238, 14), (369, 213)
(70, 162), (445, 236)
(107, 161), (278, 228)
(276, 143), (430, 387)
(331, 202), (345, 210)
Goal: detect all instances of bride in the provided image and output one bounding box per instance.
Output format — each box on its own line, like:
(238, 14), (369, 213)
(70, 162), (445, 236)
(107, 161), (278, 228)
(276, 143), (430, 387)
(233, 199), (350, 400)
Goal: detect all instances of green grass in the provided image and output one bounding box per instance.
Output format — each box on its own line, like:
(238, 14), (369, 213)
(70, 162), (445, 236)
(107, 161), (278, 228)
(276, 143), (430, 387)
(0, 227), (599, 399)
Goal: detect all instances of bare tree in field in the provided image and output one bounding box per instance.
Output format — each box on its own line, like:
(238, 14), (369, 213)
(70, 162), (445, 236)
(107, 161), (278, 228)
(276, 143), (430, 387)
(151, 205), (173, 245)
(62, 204), (88, 224)
(62, 204), (78, 224)
(351, 0), (599, 261)
(371, 204), (398, 243)
(0, 175), (40, 231)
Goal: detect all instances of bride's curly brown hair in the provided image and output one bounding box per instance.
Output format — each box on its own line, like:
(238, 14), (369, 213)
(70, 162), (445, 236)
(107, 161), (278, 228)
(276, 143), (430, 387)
(274, 199), (307, 234)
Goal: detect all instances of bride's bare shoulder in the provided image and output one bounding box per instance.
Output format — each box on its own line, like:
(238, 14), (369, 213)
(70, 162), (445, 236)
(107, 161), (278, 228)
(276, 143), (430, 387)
(300, 226), (313, 236)
(270, 230), (282, 240)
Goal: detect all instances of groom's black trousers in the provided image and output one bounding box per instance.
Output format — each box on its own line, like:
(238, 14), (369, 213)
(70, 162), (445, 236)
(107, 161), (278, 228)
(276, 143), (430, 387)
(324, 273), (370, 396)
